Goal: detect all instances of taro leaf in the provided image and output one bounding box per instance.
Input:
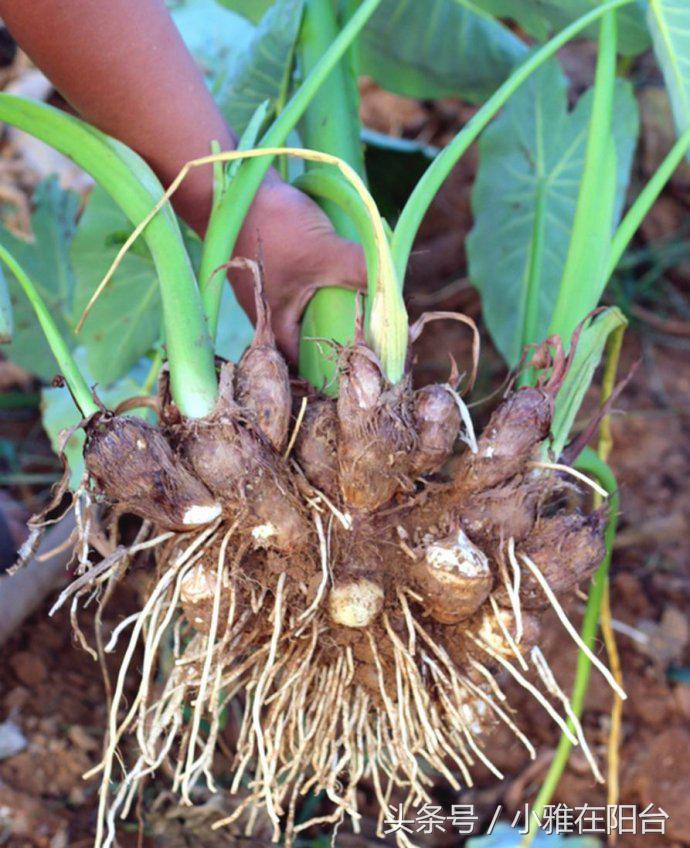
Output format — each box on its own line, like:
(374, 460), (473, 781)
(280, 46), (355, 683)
(474, 0), (650, 55)
(71, 187), (161, 386)
(218, 0), (304, 137)
(0, 264), (13, 344)
(169, 0), (254, 90)
(41, 349), (150, 489)
(0, 178), (78, 381)
(647, 0), (690, 151)
(214, 0), (275, 24)
(359, 0), (527, 104)
(549, 306), (627, 460)
(72, 187), (254, 383)
(467, 823), (601, 847)
(467, 59), (638, 367)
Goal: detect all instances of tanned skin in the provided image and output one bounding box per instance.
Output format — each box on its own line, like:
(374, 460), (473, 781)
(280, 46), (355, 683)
(0, 0), (366, 360)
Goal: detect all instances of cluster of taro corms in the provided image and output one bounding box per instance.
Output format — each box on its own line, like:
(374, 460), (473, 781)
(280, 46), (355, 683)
(79, 288), (609, 843)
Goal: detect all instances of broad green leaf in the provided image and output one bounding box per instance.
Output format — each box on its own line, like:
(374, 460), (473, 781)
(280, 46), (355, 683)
(0, 264), (12, 343)
(71, 187), (162, 385)
(647, 0), (690, 147)
(467, 59), (638, 366)
(468, 823), (601, 847)
(475, 0), (649, 55)
(169, 0), (254, 90)
(41, 349), (150, 489)
(0, 178), (78, 380)
(550, 306), (627, 459)
(214, 0), (275, 23)
(359, 0), (528, 104)
(72, 187), (254, 384)
(219, 0), (304, 136)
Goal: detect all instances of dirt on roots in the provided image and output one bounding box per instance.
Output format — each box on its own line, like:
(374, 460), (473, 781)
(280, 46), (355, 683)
(18, 284), (623, 847)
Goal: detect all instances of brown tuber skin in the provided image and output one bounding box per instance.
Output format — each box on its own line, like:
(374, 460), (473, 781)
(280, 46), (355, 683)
(295, 400), (340, 497)
(336, 346), (415, 511)
(459, 479), (540, 546)
(455, 387), (553, 493)
(410, 384), (461, 476)
(176, 360), (310, 553)
(235, 288), (291, 453)
(236, 343), (291, 452)
(84, 414), (220, 532)
(501, 509), (607, 609)
(85, 330), (603, 649)
(413, 529), (492, 623)
(77, 305), (610, 825)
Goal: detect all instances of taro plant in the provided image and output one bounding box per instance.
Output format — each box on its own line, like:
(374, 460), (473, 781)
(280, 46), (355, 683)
(1, 0), (690, 845)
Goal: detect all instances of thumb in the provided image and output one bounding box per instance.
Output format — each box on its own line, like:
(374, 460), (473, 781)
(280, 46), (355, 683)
(308, 235), (367, 292)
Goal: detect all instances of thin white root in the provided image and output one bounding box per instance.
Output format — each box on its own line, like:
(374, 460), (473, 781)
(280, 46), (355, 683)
(520, 553), (627, 701)
(489, 595), (528, 672)
(297, 512), (330, 624)
(527, 461), (608, 499)
(506, 537), (524, 643)
(531, 646), (603, 783)
(467, 632), (578, 746)
(284, 396), (308, 460)
(65, 498), (604, 847)
(180, 524), (236, 801)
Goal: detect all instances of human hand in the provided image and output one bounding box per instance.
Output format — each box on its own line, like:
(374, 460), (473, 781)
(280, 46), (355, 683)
(232, 175), (367, 363)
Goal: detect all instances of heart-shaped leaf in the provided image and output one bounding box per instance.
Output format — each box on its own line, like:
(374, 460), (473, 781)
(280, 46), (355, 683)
(219, 0), (304, 136)
(647, 0), (690, 149)
(359, 0), (528, 104)
(475, 0), (649, 55)
(467, 58), (638, 366)
(71, 186), (162, 385)
(0, 178), (78, 380)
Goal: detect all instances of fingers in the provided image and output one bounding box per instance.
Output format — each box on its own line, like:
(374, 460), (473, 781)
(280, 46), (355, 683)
(275, 316), (300, 366)
(308, 235), (367, 292)
(273, 237), (367, 364)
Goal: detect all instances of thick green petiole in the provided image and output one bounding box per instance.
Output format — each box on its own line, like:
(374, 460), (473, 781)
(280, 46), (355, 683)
(0, 245), (97, 417)
(198, 0), (383, 338)
(548, 11), (618, 342)
(390, 0), (635, 279)
(296, 0), (367, 390)
(0, 95), (217, 419)
(94, 145), (405, 383)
